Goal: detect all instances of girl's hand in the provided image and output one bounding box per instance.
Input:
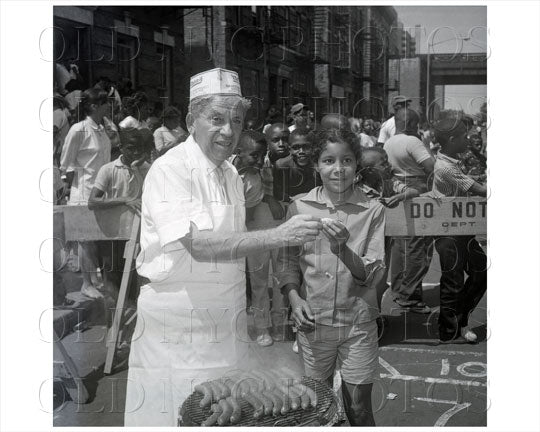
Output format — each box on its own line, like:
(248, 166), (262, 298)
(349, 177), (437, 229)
(321, 219), (349, 254)
(290, 296), (315, 332)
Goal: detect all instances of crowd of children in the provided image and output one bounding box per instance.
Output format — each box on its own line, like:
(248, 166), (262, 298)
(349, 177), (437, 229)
(53, 79), (488, 426)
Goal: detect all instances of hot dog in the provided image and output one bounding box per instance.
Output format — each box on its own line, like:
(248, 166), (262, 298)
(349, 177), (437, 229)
(226, 396), (242, 424)
(223, 378), (242, 399)
(253, 390), (273, 416)
(238, 378), (252, 397)
(274, 367), (317, 408)
(244, 372), (265, 393)
(243, 392), (264, 419)
(267, 371), (301, 411)
(201, 403), (222, 426)
(293, 380), (318, 408)
(217, 398), (233, 425)
(195, 383), (213, 408)
(201, 411), (220, 426)
(207, 381), (222, 402)
(214, 380), (230, 398)
(274, 381), (301, 411)
(263, 389), (283, 416)
(270, 387), (290, 414)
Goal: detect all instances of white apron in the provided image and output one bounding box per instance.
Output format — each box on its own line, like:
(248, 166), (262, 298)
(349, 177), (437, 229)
(124, 202), (252, 426)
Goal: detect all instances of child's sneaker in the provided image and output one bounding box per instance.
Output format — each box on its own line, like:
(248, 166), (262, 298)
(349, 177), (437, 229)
(256, 331), (273, 347)
(461, 327), (478, 343)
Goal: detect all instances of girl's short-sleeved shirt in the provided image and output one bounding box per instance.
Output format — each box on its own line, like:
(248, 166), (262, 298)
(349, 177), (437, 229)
(277, 186), (386, 326)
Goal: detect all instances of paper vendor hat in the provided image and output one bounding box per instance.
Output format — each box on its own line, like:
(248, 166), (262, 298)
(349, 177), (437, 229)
(189, 68), (242, 100)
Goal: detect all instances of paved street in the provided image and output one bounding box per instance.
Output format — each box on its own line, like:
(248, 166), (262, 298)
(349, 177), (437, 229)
(53, 248), (487, 427)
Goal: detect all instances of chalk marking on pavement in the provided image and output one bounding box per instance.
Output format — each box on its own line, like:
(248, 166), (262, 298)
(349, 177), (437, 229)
(440, 358), (450, 376)
(379, 373), (487, 387)
(456, 361), (487, 378)
(378, 357), (401, 376)
(415, 397), (471, 427)
(380, 346), (486, 357)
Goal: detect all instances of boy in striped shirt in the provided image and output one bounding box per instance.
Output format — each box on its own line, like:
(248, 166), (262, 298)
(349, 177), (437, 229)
(432, 118), (487, 344)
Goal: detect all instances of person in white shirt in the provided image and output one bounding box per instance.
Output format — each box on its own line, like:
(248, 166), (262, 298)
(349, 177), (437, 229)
(377, 95), (411, 146)
(124, 68), (322, 426)
(59, 88), (112, 300)
(359, 119), (378, 148)
(119, 91), (150, 130)
(288, 102), (309, 132)
(153, 106), (188, 156)
(383, 108), (435, 313)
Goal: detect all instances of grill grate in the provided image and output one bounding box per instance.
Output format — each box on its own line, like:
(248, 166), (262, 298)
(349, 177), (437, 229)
(178, 376), (340, 427)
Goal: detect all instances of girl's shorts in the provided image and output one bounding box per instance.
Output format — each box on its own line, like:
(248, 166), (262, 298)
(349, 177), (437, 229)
(297, 320), (379, 385)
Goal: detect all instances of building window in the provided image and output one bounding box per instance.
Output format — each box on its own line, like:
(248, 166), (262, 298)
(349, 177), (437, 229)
(156, 44), (173, 106)
(53, 17), (91, 88)
(117, 34), (137, 88)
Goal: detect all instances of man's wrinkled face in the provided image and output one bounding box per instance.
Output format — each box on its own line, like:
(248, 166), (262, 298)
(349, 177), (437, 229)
(191, 97), (245, 166)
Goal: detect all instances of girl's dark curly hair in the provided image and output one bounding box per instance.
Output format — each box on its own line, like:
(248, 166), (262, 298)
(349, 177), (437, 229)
(311, 128), (362, 165)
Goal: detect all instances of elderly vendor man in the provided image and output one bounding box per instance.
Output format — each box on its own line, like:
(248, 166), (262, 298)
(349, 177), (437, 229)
(124, 68), (322, 426)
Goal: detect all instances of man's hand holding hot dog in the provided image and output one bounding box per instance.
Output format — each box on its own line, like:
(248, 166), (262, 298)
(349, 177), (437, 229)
(276, 214), (322, 246)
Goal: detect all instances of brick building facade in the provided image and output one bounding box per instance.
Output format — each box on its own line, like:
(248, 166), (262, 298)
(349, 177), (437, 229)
(54, 6), (412, 123)
(54, 6), (188, 108)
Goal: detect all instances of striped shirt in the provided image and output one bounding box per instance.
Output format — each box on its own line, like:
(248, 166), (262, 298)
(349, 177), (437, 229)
(432, 152), (475, 197)
(359, 177), (409, 199)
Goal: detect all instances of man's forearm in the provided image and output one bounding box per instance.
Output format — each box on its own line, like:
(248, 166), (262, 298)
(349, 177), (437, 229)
(183, 227), (287, 261)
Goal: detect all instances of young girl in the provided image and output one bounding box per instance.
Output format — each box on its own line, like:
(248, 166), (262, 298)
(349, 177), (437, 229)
(277, 129), (386, 426)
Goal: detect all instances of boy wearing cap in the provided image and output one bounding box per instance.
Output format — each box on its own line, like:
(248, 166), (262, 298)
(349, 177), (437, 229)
(288, 102), (309, 132)
(124, 68), (322, 426)
(377, 95), (411, 145)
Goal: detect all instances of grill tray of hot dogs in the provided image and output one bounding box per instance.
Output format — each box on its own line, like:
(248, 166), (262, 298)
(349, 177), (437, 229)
(178, 371), (340, 427)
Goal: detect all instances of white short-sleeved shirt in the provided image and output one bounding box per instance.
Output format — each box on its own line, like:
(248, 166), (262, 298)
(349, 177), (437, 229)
(153, 125), (187, 153)
(93, 156), (150, 199)
(60, 117), (111, 204)
(136, 135), (247, 284)
(119, 116), (149, 130)
(359, 132), (377, 148)
(377, 116), (395, 144)
(126, 135), (250, 427)
(384, 133), (433, 179)
(53, 108), (70, 155)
